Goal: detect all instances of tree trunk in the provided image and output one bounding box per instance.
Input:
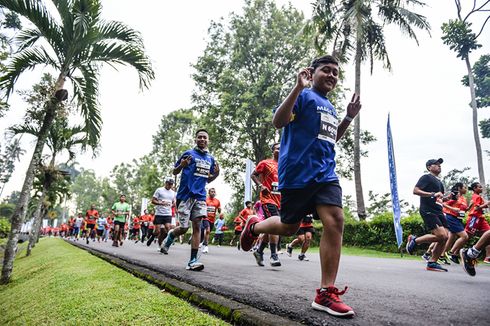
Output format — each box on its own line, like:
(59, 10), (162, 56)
(35, 206), (47, 244)
(0, 78), (65, 284)
(353, 34), (367, 220)
(465, 56), (486, 196)
(26, 194), (45, 257)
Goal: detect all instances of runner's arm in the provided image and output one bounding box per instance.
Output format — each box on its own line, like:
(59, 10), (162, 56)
(336, 94), (361, 141)
(208, 161), (220, 182)
(273, 68), (310, 128)
(413, 186), (443, 198)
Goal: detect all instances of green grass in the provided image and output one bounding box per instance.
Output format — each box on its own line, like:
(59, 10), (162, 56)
(0, 238), (228, 325)
(296, 246), (420, 260)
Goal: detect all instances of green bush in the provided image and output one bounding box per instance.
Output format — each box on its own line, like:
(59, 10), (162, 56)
(210, 213), (490, 254)
(0, 218), (11, 238)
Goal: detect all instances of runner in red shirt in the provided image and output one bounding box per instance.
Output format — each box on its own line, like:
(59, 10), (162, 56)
(85, 205), (99, 244)
(251, 143), (281, 267)
(131, 215), (141, 243)
(286, 215), (315, 261)
(147, 213), (155, 243)
(230, 201), (253, 249)
(463, 182), (490, 262)
(201, 188), (221, 254)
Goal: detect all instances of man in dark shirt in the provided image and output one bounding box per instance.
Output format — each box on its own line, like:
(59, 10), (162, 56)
(406, 158), (449, 272)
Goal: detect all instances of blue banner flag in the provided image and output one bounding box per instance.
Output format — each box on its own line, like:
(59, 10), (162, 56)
(387, 114), (403, 248)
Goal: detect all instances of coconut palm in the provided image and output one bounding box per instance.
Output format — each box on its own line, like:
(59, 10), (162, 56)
(307, 0), (430, 219)
(442, 0), (489, 194)
(0, 0), (154, 283)
(11, 114), (88, 256)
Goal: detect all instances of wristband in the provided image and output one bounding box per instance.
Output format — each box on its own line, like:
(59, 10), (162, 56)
(344, 116), (354, 122)
(430, 192), (435, 198)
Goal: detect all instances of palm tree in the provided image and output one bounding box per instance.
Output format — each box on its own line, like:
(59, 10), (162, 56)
(0, 0), (154, 284)
(308, 0), (430, 219)
(11, 115), (88, 256)
(442, 0), (489, 195)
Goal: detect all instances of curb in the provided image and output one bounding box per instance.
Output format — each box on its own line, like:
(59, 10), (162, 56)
(68, 241), (300, 326)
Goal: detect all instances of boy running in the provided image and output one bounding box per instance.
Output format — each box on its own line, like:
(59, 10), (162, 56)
(161, 129), (219, 271)
(240, 55), (360, 317)
(406, 158), (449, 272)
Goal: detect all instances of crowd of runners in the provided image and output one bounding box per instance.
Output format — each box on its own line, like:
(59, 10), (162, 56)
(46, 55), (489, 318)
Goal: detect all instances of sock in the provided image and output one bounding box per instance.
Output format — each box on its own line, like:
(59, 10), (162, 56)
(191, 248), (198, 260)
(258, 242), (268, 254)
(467, 247), (481, 259)
(270, 243), (277, 255)
(250, 223), (257, 236)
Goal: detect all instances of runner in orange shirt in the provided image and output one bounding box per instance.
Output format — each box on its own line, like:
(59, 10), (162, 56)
(287, 215), (315, 261)
(85, 204), (99, 244)
(140, 210), (151, 244)
(131, 215), (141, 243)
(201, 188), (221, 254)
(250, 143), (281, 267)
(230, 201), (253, 249)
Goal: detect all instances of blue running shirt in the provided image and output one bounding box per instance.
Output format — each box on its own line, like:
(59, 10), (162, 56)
(175, 148), (216, 201)
(278, 88), (339, 189)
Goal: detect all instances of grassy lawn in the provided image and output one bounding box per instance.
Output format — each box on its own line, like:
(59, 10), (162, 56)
(0, 238), (228, 325)
(295, 246), (420, 260)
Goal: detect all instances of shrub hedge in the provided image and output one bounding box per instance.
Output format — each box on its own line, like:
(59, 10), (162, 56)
(214, 212), (489, 254)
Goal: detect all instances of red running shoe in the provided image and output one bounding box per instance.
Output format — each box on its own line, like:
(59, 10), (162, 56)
(240, 215), (260, 252)
(311, 286), (354, 317)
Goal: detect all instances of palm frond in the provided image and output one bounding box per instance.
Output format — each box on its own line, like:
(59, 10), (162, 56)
(0, 0), (64, 55)
(52, 0), (74, 47)
(362, 19), (391, 73)
(9, 123), (40, 137)
(377, 2), (431, 45)
(86, 41), (154, 90)
(96, 20), (144, 47)
(0, 46), (60, 96)
(70, 64), (102, 147)
(15, 28), (42, 52)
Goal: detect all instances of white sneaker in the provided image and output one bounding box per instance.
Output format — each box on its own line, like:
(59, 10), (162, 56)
(186, 258), (204, 271)
(202, 245), (209, 254)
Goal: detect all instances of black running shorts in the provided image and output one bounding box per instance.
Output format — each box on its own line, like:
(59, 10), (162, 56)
(280, 181), (342, 225)
(420, 209), (448, 231)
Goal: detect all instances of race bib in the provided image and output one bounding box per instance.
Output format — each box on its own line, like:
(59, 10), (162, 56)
(194, 158), (211, 178)
(271, 182), (280, 195)
(161, 200), (172, 207)
(318, 112), (337, 144)
(207, 206), (216, 214)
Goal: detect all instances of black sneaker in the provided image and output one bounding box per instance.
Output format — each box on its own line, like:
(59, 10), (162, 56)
(460, 249), (476, 276)
(253, 251), (264, 266)
(426, 261), (448, 272)
(449, 253), (460, 265)
(437, 256), (451, 265)
(286, 245), (293, 257)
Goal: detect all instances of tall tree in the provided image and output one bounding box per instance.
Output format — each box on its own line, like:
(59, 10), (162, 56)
(0, 136), (25, 197)
(442, 0), (489, 196)
(308, 0), (430, 219)
(0, 8), (20, 116)
(152, 108), (197, 178)
(192, 0), (313, 191)
(9, 74), (89, 256)
(462, 54), (490, 143)
(0, 0), (154, 284)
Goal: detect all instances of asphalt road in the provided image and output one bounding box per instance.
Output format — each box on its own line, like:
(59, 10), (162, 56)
(73, 239), (490, 326)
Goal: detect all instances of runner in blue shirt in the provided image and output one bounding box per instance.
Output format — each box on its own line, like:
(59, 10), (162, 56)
(161, 129), (220, 271)
(240, 55), (361, 317)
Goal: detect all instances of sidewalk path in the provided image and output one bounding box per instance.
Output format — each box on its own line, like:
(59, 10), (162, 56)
(72, 239), (490, 325)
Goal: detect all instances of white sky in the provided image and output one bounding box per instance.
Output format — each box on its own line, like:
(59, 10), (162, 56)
(1, 0), (489, 213)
